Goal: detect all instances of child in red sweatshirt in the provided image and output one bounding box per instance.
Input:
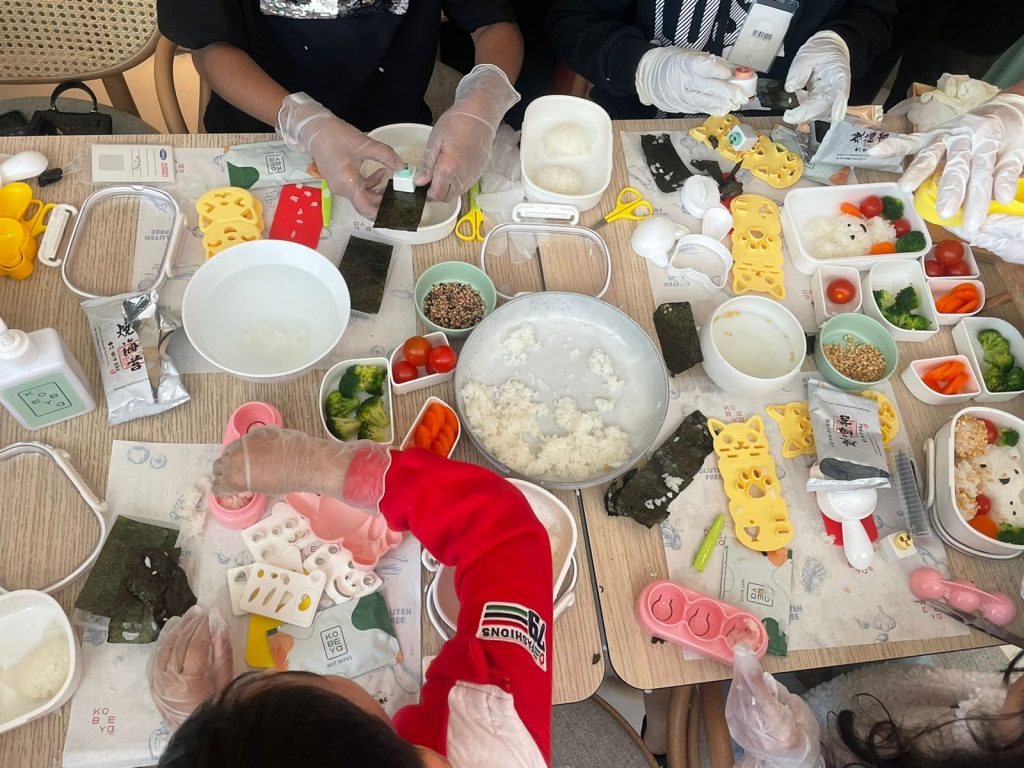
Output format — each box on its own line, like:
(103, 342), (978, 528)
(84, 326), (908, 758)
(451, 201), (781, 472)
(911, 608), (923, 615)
(156, 427), (553, 768)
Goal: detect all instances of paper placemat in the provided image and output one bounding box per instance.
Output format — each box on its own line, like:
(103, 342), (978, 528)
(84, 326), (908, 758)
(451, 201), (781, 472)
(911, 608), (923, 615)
(63, 440), (421, 768)
(129, 147), (416, 374)
(652, 373), (969, 656)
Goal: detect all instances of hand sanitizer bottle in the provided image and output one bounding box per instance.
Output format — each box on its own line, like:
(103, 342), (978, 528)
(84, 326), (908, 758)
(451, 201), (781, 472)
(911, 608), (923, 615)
(0, 316), (95, 429)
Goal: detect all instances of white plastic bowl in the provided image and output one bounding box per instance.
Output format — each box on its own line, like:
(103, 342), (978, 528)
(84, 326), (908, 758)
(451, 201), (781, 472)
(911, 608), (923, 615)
(182, 240), (350, 381)
(400, 396), (460, 457)
(930, 407), (1024, 558)
(388, 332), (455, 395)
(521, 96), (613, 213)
(860, 260), (939, 342)
(921, 241), (979, 282)
(0, 591), (81, 735)
(319, 357), (394, 444)
(900, 354), (980, 405)
(365, 123), (460, 244)
(699, 296), (806, 396)
(951, 316), (1024, 403)
(928, 278), (985, 326)
(810, 264), (862, 326)
(781, 182), (931, 274)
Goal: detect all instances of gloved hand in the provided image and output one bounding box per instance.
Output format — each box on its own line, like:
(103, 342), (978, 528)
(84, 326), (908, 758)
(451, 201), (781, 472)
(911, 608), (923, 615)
(147, 606), (233, 729)
(277, 92), (404, 219)
(634, 48), (748, 116)
(870, 94), (1024, 232)
(950, 214), (1024, 264)
(211, 426), (392, 510)
(783, 31), (851, 125)
(414, 65), (520, 202)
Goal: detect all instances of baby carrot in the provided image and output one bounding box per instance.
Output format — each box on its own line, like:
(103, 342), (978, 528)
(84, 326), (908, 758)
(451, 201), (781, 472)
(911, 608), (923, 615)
(923, 361), (958, 382)
(942, 372), (970, 395)
(869, 242), (897, 254)
(840, 202), (864, 218)
(958, 298), (981, 313)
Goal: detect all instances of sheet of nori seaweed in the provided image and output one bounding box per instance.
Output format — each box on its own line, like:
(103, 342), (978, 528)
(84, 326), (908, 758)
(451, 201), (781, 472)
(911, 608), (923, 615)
(374, 180), (428, 231)
(756, 78), (798, 111)
(604, 410), (714, 528)
(108, 546), (196, 643)
(653, 302), (702, 375)
(641, 134), (693, 193)
(340, 236), (394, 315)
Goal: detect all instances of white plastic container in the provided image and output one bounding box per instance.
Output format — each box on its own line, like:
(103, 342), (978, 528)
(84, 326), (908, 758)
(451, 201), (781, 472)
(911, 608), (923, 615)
(927, 407), (1024, 558)
(900, 355), (980, 405)
(0, 590), (81, 735)
(860, 260), (939, 342)
(810, 265), (862, 326)
(781, 182), (932, 274)
(319, 356), (394, 444)
(388, 332), (454, 395)
(400, 396), (460, 458)
(921, 241), (979, 282)
(951, 316), (1024, 403)
(928, 278), (985, 326)
(0, 318), (95, 429)
(521, 96), (613, 212)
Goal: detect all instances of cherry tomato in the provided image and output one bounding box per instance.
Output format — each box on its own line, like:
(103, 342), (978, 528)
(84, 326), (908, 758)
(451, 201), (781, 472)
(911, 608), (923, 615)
(976, 494), (992, 516)
(402, 336), (432, 367)
(923, 259), (943, 277)
(893, 218), (911, 237)
(826, 278), (856, 305)
(392, 360), (418, 384)
(980, 418), (1000, 444)
(859, 195), (883, 218)
(427, 345), (457, 373)
(934, 240), (964, 267)
(943, 260), (972, 277)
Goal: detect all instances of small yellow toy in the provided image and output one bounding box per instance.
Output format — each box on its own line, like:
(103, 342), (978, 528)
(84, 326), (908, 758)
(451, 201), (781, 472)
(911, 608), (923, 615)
(766, 402), (815, 458)
(195, 187), (265, 258)
(914, 172), (1024, 227)
(689, 117), (804, 188)
(708, 415), (794, 552)
(730, 193), (786, 299)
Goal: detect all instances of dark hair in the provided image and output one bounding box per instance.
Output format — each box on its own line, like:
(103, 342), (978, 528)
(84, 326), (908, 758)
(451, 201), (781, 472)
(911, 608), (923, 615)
(158, 671), (426, 768)
(830, 650), (1024, 768)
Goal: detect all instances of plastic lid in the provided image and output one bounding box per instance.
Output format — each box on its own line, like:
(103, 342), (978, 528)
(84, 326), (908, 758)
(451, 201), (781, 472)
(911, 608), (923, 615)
(733, 67), (755, 79)
(0, 317), (35, 367)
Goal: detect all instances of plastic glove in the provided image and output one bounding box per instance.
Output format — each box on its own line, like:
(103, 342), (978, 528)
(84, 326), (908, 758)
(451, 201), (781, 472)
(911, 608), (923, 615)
(414, 65), (520, 203)
(869, 94), (1024, 232)
(277, 92), (404, 219)
(725, 645), (822, 768)
(211, 426), (392, 511)
(635, 48), (748, 116)
(147, 606), (233, 729)
(783, 31), (851, 125)
(949, 214), (1024, 264)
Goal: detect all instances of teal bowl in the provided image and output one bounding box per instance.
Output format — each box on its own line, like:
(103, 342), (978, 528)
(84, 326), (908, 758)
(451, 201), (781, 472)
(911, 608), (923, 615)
(414, 261), (497, 340)
(815, 313), (898, 390)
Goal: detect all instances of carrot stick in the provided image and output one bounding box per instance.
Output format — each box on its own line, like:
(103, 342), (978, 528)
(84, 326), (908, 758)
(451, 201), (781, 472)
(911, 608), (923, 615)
(942, 372), (970, 394)
(869, 242), (897, 254)
(841, 202), (864, 217)
(958, 298), (981, 313)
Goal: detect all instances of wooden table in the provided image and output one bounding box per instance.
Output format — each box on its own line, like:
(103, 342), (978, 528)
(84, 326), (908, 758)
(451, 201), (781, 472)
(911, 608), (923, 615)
(578, 118), (1024, 691)
(0, 133), (604, 768)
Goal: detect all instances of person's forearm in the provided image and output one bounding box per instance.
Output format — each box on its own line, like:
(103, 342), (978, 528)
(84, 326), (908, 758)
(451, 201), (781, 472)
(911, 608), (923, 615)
(471, 22), (523, 83)
(192, 43), (289, 127)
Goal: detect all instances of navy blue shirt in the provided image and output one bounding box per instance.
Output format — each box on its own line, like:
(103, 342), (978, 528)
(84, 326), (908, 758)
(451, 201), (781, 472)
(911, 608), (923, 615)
(159, 0), (515, 132)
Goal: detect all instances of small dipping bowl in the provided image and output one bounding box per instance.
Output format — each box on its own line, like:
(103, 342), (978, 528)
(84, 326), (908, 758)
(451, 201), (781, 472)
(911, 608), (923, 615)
(815, 313), (898, 390)
(414, 261), (497, 340)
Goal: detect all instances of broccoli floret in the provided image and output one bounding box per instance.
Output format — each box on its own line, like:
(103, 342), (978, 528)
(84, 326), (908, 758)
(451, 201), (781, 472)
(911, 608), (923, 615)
(338, 364), (386, 396)
(996, 525), (1024, 546)
(1005, 366), (1024, 392)
(873, 289), (895, 309)
(324, 390), (359, 419)
(987, 351), (1016, 373)
(892, 285), (920, 313)
(881, 195), (904, 220)
(358, 420), (390, 442)
(327, 416), (361, 441)
(983, 367), (1007, 393)
(895, 231), (926, 252)
(999, 428), (1021, 447)
(899, 313), (931, 331)
(355, 395), (390, 428)
(977, 329), (1010, 355)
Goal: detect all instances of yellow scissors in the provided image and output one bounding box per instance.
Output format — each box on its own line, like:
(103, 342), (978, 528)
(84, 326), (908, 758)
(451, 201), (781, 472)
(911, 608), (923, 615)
(594, 186), (653, 229)
(455, 181), (484, 242)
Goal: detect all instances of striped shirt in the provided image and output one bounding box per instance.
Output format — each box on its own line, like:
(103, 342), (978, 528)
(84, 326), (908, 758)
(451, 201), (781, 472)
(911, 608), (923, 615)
(654, 0), (753, 53)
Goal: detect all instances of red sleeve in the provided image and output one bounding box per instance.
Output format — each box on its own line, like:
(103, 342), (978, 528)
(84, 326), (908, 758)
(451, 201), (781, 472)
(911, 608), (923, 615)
(375, 448), (553, 759)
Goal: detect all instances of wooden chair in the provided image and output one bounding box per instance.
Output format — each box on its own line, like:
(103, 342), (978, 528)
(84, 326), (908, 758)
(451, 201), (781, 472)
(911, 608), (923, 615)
(154, 35), (210, 134)
(0, 0), (159, 118)
(666, 684), (735, 768)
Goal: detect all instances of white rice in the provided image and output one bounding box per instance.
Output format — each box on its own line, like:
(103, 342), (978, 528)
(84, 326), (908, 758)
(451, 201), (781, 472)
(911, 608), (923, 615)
(544, 122), (592, 159)
(804, 214), (896, 259)
(534, 165), (583, 195)
(3, 628), (70, 700)
(588, 349), (624, 394)
(502, 323), (541, 365)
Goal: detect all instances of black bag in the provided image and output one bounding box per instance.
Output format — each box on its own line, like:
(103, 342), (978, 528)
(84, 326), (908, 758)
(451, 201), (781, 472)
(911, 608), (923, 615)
(12, 81), (115, 136)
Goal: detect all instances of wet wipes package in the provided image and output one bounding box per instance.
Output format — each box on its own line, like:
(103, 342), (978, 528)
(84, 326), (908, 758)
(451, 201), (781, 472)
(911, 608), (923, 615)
(225, 140), (319, 190)
(806, 379), (890, 492)
(266, 592), (401, 678)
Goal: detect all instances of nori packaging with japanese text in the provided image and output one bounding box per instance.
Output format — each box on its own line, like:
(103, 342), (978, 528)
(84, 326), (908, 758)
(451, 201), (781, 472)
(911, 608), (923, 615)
(806, 379), (890, 492)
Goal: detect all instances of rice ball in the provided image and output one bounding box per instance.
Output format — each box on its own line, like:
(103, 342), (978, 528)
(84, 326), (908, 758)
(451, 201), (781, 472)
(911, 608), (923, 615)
(543, 122), (592, 159)
(534, 165), (584, 195)
(804, 214), (895, 259)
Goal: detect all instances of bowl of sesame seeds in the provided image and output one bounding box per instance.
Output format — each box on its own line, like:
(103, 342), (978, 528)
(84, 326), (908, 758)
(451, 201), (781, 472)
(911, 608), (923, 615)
(414, 261), (497, 339)
(815, 313), (898, 390)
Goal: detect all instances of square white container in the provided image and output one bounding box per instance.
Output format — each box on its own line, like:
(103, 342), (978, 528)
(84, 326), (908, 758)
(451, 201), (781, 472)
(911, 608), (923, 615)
(781, 182), (932, 274)
(0, 591), (81, 735)
(951, 316), (1024, 403)
(900, 354), (981, 405)
(860, 260), (939, 342)
(520, 95), (613, 213)
(921, 241), (979, 281)
(928, 278), (986, 326)
(319, 356), (394, 443)
(810, 264), (862, 326)
(388, 332), (455, 395)
(400, 395), (460, 458)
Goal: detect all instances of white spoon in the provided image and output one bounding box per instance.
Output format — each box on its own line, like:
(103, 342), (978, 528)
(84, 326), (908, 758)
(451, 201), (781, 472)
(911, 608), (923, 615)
(816, 488), (877, 570)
